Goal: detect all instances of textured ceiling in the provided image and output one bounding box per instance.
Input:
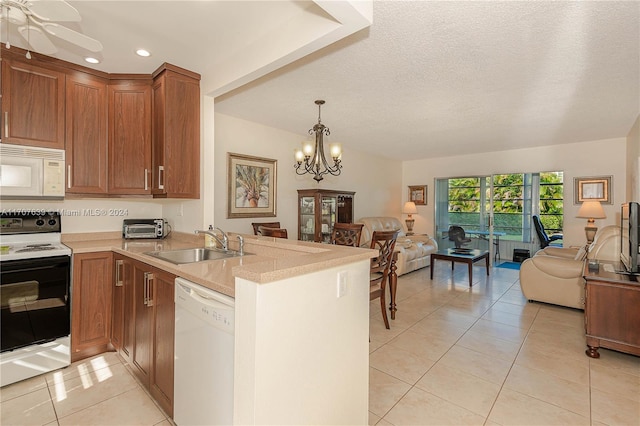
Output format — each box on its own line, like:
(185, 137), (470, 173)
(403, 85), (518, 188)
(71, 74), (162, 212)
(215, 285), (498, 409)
(215, 1), (640, 161)
(2, 1), (637, 161)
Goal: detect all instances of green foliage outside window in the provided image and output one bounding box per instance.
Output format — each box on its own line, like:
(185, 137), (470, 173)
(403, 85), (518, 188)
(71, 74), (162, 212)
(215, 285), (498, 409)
(446, 172), (563, 241)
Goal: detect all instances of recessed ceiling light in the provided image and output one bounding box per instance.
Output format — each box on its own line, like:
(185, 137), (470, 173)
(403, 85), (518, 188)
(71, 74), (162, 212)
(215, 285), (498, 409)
(85, 57), (100, 64)
(136, 49), (151, 57)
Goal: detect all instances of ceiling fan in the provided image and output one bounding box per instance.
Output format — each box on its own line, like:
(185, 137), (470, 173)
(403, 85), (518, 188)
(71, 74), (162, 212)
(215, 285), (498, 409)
(0, 0), (102, 55)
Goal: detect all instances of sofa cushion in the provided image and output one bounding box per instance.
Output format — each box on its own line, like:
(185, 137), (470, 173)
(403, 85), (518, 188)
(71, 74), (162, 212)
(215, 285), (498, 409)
(358, 216), (438, 276)
(359, 217), (406, 247)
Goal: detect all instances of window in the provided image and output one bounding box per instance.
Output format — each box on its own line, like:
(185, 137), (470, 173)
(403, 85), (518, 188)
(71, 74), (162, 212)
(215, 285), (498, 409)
(539, 172), (564, 234)
(436, 172), (563, 243)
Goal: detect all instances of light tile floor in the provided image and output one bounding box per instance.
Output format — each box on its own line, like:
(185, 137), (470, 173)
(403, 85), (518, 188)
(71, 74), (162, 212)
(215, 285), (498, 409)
(1, 262), (638, 425)
(369, 262), (640, 426)
(0, 352), (171, 426)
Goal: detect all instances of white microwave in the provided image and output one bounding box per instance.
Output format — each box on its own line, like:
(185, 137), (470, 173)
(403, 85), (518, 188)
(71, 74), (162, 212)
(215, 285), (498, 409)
(0, 143), (65, 199)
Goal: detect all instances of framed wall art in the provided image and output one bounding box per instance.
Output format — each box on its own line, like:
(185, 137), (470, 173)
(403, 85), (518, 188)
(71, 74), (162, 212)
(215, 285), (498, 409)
(408, 185), (427, 205)
(227, 153), (277, 218)
(574, 176), (612, 204)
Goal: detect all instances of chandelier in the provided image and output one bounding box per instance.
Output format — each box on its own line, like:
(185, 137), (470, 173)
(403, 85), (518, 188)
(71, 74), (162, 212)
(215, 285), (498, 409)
(294, 100), (342, 182)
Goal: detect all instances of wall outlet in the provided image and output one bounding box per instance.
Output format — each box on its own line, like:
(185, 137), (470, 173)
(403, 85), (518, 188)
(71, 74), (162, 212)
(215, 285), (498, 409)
(177, 203), (184, 217)
(337, 271), (348, 298)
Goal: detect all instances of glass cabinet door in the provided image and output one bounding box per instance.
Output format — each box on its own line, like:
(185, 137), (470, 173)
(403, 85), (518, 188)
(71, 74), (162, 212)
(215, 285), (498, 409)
(297, 189), (355, 242)
(320, 196), (337, 243)
(299, 196), (316, 242)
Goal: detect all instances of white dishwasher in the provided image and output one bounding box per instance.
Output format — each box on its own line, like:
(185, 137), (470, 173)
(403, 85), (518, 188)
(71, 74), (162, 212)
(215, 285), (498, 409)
(174, 277), (235, 426)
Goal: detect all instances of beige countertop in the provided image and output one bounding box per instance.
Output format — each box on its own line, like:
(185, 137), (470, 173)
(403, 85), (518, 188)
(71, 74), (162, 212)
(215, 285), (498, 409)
(63, 231), (376, 297)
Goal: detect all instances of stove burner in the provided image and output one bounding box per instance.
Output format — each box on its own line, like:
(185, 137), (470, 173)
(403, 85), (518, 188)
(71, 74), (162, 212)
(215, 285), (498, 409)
(16, 246), (57, 253)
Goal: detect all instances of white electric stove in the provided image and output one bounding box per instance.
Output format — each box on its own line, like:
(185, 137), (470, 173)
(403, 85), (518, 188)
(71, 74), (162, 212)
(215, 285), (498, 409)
(0, 212), (72, 387)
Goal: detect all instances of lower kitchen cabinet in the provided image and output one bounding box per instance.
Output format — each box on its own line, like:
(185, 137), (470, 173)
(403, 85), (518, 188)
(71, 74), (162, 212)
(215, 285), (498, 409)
(71, 252), (114, 361)
(149, 268), (175, 416)
(112, 255), (175, 417)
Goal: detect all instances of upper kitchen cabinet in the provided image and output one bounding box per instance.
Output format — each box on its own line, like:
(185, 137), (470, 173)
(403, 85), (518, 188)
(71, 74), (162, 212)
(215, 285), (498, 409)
(152, 64), (200, 199)
(65, 71), (109, 194)
(108, 80), (152, 195)
(1, 57), (66, 149)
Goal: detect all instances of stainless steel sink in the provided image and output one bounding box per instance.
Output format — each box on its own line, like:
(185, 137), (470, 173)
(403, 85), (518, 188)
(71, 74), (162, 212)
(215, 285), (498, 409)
(145, 247), (247, 264)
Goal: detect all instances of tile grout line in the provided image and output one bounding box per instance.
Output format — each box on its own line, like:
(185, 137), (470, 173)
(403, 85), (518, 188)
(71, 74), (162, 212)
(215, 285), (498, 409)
(482, 297), (542, 424)
(44, 375), (61, 425)
(376, 267), (513, 423)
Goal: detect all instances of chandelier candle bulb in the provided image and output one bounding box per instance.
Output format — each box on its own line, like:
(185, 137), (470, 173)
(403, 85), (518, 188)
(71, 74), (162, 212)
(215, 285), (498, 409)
(294, 149), (305, 163)
(302, 141), (315, 157)
(329, 143), (342, 160)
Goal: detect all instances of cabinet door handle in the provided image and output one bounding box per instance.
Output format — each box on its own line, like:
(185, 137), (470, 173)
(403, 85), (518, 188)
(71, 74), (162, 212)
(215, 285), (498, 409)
(146, 273), (154, 307)
(115, 259), (124, 287)
(144, 168), (149, 191)
(158, 166), (164, 190)
(67, 165), (72, 189)
(143, 272), (149, 306)
(4, 112), (8, 138)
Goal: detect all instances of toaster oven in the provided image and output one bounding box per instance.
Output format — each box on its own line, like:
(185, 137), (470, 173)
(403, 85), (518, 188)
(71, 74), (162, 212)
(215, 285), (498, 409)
(123, 219), (169, 239)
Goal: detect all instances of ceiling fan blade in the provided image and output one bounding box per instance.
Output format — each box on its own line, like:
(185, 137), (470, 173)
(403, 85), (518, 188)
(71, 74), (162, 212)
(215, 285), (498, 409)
(39, 21), (102, 52)
(27, 0), (80, 22)
(18, 25), (57, 54)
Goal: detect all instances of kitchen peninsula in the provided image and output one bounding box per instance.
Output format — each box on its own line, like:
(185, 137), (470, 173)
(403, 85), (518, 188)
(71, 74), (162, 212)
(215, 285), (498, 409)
(64, 232), (375, 425)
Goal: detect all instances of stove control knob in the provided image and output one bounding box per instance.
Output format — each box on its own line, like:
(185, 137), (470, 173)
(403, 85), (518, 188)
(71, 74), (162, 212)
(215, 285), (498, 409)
(48, 219), (57, 226)
(36, 219), (45, 227)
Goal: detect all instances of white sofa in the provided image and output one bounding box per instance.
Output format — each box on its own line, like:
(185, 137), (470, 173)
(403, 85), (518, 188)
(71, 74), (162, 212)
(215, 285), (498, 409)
(358, 217), (438, 276)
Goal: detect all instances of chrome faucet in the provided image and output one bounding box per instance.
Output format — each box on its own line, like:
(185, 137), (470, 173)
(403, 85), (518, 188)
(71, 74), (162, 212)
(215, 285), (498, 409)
(236, 235), (244, 256)
(195, 226), (229, 251)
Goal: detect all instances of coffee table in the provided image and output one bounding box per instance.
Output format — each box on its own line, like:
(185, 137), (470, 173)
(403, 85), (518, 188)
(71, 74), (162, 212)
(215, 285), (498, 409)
(430, 248), (490, 286)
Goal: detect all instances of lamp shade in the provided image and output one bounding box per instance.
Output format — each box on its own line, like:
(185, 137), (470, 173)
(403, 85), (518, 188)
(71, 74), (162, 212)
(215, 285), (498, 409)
(576, 201), (606, 219)
(403, 201), (418, 215)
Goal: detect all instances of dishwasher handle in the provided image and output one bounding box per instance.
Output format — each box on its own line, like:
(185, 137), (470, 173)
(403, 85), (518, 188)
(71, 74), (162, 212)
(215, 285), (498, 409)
(177, 282), (233, 310)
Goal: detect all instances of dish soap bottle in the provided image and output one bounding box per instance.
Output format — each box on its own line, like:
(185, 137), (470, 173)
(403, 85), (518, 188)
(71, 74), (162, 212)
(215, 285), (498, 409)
(205, 224), (215, 248)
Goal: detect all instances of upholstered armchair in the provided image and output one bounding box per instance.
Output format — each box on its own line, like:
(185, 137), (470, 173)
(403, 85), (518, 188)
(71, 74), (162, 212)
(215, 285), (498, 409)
(519, 225), (621, 309)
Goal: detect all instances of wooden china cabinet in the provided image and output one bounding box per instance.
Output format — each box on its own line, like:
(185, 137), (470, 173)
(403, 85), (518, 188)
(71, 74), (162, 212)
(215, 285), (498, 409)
(297, 189), (355, 243)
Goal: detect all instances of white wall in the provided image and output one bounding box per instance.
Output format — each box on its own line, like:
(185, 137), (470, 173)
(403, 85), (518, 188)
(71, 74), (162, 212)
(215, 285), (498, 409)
(627, 115), (640, 202)
(234, 260), (370, 425)
(403, 137), (627, 247)
(0, 198), (162, 234)
(213, 113), (402, 235)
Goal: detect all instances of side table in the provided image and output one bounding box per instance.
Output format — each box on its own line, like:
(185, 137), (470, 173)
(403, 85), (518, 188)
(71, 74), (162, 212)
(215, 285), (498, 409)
(583, 261), (640, 358)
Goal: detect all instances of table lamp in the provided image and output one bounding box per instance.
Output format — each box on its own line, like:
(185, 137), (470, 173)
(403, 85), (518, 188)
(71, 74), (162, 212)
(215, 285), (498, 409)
(402, 201), (418, 235)
(576, 200), (606, 243)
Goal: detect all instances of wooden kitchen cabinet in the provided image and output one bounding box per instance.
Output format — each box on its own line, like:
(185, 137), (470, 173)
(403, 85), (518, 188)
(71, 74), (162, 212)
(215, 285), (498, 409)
(1, 57), (66, 149)
(149, 268), (176, 417)
(297, 189), (355, 242)
(108, 80), (152, 195)
(151, 65), (200, 198)
(71, 252), (114, 361)
(1, 46), (199, 200)
(130, 261), (154, 386)
(113, 256), (175, 416)
(65, 72), (109, 194)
